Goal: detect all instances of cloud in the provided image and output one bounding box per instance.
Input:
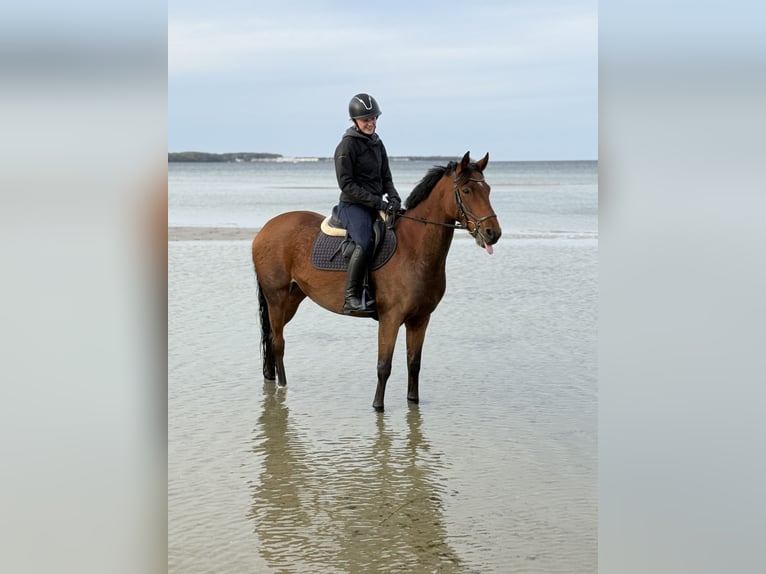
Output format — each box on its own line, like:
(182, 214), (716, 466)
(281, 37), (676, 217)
(168, 1), (597, 158)
(169, 17), (394, 76)
(169, 5), (596, 81)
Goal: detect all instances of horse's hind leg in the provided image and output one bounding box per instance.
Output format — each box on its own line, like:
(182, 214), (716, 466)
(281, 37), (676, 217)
(267, 282), (307, 388)
(257, 281), (277, 381)
(405, 315), (431, 404)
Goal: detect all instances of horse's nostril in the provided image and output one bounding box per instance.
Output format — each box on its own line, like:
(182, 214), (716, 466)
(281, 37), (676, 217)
(484, 226), (501, 244)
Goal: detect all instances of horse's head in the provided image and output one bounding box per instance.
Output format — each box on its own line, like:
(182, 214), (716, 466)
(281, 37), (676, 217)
(453, 151), (502, 254)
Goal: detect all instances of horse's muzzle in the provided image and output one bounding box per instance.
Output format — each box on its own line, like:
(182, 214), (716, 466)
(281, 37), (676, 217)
(482, 225), (502, 245)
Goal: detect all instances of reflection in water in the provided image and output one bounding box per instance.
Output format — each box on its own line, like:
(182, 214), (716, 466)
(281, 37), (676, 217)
(249, 383), (462, 573)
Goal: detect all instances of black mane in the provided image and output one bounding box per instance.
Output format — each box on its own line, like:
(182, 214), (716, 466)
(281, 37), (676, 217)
(404, 162), (456, 209)
(404, 160), (482, 209)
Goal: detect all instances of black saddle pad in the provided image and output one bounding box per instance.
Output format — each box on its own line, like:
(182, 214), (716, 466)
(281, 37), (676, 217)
(311, 231), (397, 271)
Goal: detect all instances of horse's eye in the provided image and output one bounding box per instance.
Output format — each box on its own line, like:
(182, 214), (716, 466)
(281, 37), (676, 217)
(461, 187), (471, 194)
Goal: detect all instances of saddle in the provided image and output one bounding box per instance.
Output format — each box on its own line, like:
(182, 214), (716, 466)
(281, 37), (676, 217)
(311, 206), (397, 271)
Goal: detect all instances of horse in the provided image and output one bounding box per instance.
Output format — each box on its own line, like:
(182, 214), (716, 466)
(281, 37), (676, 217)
(251, 151), (502, 411)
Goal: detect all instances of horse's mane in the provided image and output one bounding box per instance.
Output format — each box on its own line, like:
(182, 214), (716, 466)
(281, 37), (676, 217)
(405, 162), (454, 209)
(404, 160), (481, 209)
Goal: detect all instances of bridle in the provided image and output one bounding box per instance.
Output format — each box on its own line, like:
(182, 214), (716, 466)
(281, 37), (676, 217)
(398, 170), (498, 242)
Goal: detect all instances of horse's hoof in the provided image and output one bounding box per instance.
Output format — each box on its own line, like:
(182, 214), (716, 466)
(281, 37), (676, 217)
(407, 396), (419, 404)
(276, 384), (287, 392)
(373, 404), (384, 412)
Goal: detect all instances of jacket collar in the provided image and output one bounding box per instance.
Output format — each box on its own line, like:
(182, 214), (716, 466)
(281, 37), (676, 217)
(345, 126), (379, 144)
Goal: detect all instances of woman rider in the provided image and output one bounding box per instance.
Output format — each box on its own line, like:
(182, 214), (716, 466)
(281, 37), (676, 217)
(334, 93), (401, 316)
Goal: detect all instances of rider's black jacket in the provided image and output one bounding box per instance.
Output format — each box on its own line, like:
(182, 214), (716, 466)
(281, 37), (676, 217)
(334, 127), (400, 210)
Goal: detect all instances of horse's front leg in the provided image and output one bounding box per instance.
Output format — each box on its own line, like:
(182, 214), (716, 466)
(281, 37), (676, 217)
(373, 317), (401, 411)
(405, 315), (430, 403)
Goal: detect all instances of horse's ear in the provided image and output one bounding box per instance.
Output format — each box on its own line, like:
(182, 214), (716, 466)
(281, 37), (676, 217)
(476, 152), (489, 172)
(459, 151), (471, 171)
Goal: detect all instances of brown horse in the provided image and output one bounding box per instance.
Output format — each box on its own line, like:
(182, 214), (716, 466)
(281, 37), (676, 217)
(252, 151), (502, 411)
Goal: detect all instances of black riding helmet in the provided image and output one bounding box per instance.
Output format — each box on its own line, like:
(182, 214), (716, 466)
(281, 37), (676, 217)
(348, 93), (382, 120)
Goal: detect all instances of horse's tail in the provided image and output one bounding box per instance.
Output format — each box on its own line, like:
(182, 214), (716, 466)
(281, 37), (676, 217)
(256, 279), (276, 381)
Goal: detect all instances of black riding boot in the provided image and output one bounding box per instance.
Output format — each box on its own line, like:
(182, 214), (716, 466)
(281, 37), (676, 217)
(343, 244), (375, 316)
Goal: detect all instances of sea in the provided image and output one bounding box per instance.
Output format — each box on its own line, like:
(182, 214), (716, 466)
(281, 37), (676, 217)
(168, 158), (598, 573)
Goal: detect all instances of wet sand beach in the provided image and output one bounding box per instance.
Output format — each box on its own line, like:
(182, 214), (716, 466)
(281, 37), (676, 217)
(168, 226), (260, 241)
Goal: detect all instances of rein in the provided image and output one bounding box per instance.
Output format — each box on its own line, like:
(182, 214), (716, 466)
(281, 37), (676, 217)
(398, 171), (498, 239)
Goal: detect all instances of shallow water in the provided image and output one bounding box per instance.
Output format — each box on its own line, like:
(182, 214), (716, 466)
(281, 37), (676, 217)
(168, 160), (598, 240)
(168, 235), (597, 573)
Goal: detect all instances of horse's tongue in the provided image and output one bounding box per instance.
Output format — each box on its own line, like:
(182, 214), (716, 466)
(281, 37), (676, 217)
(485, 242), (494, 255)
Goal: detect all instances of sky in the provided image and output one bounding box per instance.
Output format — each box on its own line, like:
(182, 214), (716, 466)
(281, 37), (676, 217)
(169, 0), (597, 161)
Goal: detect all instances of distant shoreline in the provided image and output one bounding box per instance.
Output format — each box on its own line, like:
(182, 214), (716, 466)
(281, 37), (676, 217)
(168, 151), (462, 163)
(168, 152), (597, 164)
(169, 152), (282, 163)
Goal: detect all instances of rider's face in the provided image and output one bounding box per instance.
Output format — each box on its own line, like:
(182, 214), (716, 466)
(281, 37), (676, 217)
(355, 115), (377, 135)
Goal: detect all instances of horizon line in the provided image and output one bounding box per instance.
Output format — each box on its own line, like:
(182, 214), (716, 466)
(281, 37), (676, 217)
(168, 151), (598, 162)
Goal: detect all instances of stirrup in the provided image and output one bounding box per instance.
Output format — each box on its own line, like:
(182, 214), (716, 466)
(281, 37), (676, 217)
(344, 297), (375, 316)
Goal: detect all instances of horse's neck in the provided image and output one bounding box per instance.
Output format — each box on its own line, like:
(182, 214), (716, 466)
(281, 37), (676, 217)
(402, 185), (456, 268)
(420, 178), (458, 223)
